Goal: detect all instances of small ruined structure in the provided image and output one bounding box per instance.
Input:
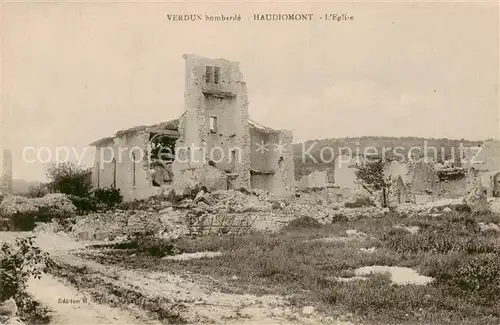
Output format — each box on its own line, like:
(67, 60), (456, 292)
(0, 150), (13, 196)
(434, 163), (468, 198)
(407, 159), (439, 194)
(334, 155), (358, 191)
(90, 54), (295, 201)
(468, 140), (500, 198)
(90, 120), (180, 201)
(386, 175), (409, 207)
(299, 170), (328, 188)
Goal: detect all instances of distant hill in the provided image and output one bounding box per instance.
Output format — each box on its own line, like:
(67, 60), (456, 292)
(293, 136), (482, 180)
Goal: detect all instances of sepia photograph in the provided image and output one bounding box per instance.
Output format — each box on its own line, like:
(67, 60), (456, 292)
(0, 1), (499, 325)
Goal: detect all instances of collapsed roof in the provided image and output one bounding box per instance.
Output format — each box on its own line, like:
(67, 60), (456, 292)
(89, 117), (181, 147)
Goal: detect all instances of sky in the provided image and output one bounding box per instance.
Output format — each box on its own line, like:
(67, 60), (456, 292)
(0, 1), (499, 181)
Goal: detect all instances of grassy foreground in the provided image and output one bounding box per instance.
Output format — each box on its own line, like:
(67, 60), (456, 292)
(86, 210), (500, 325)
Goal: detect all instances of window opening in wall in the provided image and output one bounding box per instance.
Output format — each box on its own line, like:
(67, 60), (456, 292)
(494, 172), (500, 198)
(206, 66), (214, 83)
(214, 67), (220, 84)
(149, 132), (178, 187)
(96, 163), (100, 189)
(209, 116), (217, 133)
(131, 152), (136, 187)
(231, 150), (237, 172)
(112, 158), (117, 189)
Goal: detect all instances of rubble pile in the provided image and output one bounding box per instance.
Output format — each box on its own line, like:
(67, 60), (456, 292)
(286, 203), (387, 223)
(0, 194), (76, 217)
(171, 189), (295, 234)
(478, 222), (500, 232)
(119, 195), (174, 212)
(490, 198), (500, 214)
(71, 211), (129, 241)
(33, 220), (63, 234)
(60, 186), (444, 241)
(210, 190), (274, 213)
(66, 189), (283, 241)
(464, 187), (489, 212)
(0, 298), (24, 325)
(396, 198), (466, 215)
(70, 208), (188, 241)
(295, 187), (341, 206)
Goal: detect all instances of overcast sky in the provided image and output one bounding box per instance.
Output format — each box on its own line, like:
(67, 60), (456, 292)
(1, 1), (499, 181)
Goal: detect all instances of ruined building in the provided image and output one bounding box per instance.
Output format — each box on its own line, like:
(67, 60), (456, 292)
(468, 140), (500, 198)
(90, 54), (295, 201)
(0, 149), (12, 196)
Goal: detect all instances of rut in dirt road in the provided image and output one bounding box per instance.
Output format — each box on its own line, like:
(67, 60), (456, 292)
(26, 273), (153, 325)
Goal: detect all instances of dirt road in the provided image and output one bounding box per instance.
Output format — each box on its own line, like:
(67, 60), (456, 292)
(26, 274), (144, 325)
(2, 231), (344, 325)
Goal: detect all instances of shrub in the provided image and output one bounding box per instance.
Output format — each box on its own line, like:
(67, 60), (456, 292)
(118, 199), (145, 211)
(46, 161), (92, 198)
(433, 253), (500, 305)
(285, 216), (322, 230)
(67, 195), (98, 214)
(45, 162), (124, 213)
(27, 183), (49, 198)
(383, 216), (497, 254)
(453, 204), (472, 213)
(331, 213), (349, 223)
(111, 233), (181, 258)
(0, 236), (51, 322)
(93, 188), (122, 208)
(344, 196), (376, 208)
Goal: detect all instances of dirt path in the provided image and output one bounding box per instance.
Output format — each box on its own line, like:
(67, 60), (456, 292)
(26, 274), (142, 325)
(2, 231), (158, 324)
(3, 231), (350, 325)
(48, 251), (304, 324)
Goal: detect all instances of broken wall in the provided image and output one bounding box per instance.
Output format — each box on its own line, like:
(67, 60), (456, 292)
(299, 171), (328, 188)
(387, 176), (408, 207)
(249, 126), (294, 195)
(383, 160), (410, 183)
(266, 130), (295, 196)
(409, 160), (439, 193)
(92, 131), (161, 202)
(175, 54), (251, 191)
(333, 155), (357, 190)
(438, 178), (467, 198)
(250, 127), (273, 173)
(468, 140), (500, 197)
(469, 140), (500, 172)
(0, 150), (12, 195)
(251, 174), (272, 191)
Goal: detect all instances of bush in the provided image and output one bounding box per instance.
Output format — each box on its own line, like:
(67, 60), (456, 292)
(331, 213), (349, 223)
(344, 196), (376, 208)
(453, 204), (472, 213)
(45, 162), (98, 214)
(118, 199), (145, 211)
(0, 236), (51, 322)
(45, 162), (125, 214)
(27, 183), (49, 198)
(46, 162), (92, 198)
(93, 188), (122, 208)
(383, 216), (498, 254)
(107, 233), (181, 258)
(432, 253), (500, 305)
(285, 216), (322, 230)
(66, 195), (98, 215)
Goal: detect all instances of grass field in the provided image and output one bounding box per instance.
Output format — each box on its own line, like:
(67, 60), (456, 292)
(84, 210), (500, 325)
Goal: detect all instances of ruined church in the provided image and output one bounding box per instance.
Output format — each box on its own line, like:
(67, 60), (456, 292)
(90, 54), (295, 201)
